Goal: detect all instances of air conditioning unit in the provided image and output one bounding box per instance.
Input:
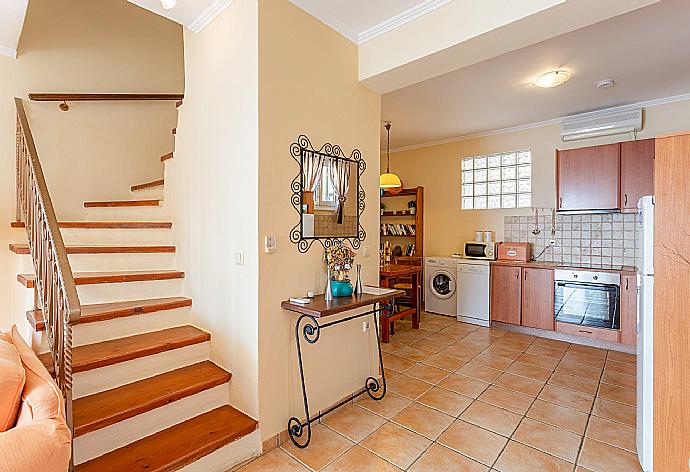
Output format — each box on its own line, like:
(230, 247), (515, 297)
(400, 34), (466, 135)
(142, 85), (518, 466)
(560, 108), (642, 142)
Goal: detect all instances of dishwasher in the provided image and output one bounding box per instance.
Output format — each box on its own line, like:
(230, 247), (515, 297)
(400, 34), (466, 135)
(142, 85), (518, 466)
(456, 259), (491, 327)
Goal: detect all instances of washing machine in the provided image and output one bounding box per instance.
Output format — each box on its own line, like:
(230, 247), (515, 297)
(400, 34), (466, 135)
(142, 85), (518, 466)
(424, 256), (458, 317)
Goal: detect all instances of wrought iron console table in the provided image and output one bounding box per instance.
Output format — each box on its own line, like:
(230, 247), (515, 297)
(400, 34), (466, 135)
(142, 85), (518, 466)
(281, 289), (404, 448)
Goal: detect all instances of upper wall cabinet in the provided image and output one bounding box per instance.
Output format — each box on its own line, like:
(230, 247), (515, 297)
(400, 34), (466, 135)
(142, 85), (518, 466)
(557, 143), (620, 212)
(621, 138), (655, 212)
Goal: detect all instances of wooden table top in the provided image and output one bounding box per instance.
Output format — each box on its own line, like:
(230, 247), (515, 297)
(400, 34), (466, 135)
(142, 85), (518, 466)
(281, 290), (405, 318)
(379, 264), (423, 277)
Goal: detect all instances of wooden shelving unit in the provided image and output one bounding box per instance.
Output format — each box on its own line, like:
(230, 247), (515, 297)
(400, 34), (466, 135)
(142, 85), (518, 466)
(380, 186), (424, 259)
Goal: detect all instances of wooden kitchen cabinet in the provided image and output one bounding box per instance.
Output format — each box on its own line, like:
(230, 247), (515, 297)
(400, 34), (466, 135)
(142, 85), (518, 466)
(556, 143), (620, 211)
(619, 274), (638, 345)
(490, 265), (522, 325)
(521, 268), (555, 331)
(621, 139), (655, 212)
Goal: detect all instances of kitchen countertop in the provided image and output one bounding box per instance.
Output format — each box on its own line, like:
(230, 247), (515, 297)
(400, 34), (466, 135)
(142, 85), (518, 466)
(490, 260), (637, 276)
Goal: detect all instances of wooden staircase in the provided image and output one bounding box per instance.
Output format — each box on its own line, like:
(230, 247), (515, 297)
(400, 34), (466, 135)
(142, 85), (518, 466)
(10, 143), (258, 471)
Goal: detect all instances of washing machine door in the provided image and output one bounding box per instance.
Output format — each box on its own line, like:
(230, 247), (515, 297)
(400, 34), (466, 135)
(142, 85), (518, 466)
(429, 269), (456, 299)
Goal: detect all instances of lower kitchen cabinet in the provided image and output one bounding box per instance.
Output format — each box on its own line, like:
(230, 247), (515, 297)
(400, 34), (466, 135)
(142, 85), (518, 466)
(521, 268), (555, 331)
(619, 274), (638, 345)
(490, 265), (522, 325)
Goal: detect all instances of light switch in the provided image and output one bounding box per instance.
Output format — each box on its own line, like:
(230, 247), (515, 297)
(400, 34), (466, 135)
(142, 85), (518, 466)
(265, 235), (277, 254)
(362, 246), (370, 257)
(235, 252), (245, 266)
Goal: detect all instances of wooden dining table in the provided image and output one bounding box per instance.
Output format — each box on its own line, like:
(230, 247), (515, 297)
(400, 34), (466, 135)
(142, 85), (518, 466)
(379, 264), (423, 343)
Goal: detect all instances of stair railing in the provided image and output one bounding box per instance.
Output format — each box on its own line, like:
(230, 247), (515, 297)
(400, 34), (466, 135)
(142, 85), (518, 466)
(14, 97), (81, 457)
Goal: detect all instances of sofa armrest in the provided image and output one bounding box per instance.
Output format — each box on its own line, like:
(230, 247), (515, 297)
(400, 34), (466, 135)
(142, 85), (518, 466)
(0, 418), (71, 472)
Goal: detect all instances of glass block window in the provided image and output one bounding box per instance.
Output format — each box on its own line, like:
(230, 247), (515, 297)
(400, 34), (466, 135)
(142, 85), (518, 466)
(461, 150), (532, 210)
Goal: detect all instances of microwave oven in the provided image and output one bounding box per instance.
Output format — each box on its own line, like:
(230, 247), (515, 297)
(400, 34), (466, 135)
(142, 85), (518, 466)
(464, 241), (496, 260)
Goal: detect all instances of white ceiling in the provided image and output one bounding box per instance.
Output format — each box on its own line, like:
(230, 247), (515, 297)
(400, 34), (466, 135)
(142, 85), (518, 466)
(127, 0), (234, 33)
(0, 0), (28, 58)
(287, 0), (451, 43)
(382, 0), (690, 150)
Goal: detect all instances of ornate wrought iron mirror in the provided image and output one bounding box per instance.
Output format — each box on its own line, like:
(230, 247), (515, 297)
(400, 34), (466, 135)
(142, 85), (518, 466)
(290, 135), (366, 253)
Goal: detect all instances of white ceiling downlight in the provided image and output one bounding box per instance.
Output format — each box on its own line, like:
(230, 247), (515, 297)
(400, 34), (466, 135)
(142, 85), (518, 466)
(534, 70), (571, 88)
(597, 79), (616, 89)
(160, 0), (177, 9)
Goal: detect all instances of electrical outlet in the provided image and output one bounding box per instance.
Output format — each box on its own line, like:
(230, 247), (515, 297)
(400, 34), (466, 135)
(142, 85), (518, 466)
(265, 235), (276, 254)
(362, 246), (370, 257)
(549, 240), (556, 246)
(362, 321), (370, 333)
(235, 252), (245, 266)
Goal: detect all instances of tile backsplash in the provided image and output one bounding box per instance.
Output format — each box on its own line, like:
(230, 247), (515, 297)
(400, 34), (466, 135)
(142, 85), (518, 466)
(503, 209), (638, 267)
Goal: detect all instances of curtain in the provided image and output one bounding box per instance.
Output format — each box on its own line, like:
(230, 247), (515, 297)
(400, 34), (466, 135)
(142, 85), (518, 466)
(302, 151), (325, 192)
(329, 157), (351, 224)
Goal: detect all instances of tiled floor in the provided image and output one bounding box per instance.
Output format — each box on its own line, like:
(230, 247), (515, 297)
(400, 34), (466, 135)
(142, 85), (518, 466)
(239, 312), (640, 472)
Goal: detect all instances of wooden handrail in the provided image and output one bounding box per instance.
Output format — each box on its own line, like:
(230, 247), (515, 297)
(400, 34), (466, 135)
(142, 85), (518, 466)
(29, 93), (184, 102)
(15, 97), (81, 470)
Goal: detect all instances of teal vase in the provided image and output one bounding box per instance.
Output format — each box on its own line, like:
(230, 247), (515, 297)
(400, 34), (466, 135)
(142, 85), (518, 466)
(330, 280), (353, 297)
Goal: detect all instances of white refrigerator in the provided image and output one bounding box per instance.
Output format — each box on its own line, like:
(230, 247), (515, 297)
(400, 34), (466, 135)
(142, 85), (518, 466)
(636, 195), (654, 472)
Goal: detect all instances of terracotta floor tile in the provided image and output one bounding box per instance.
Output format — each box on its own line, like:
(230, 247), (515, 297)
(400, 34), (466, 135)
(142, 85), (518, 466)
(494, 372), (544, 397)
(440, 342), (483, 359)
(586, 415), (637, 452)
(590, 398), (636, 427)
(539, 385), (594, 413)
(438, 374), (490, 398)
(282, 424), (354, 471)
(604, 359), (636, 376)
(548, 372), (599, 395)
(458, 338), (494, 351)
(525, 344), (566, 359)
(322, 446), (401, 472)
(393, 346), (434, 362)
(516, 352), (560, 370)
(505, 362), (553, 382)
(526, 399), (589, 434)
(478, 386), (534, 415)
(412, 338), (452, 353)
(381, 341), (406, 354)
(355, 392), (412, 419)
(409, 443), (488, 472)
(437, 419), (508, 466)
(459, 400), (522, 437)
(417, 386), (473, 416)
(501, 332), (537, 344)
(421, 353), (466, 372)
(423, 332), (459, 345)
(360, 422), (431, 470)
(597, 383), (636, 406)
(456, 362), (503, 383)
(321, 404), (387, 442)
(561, 352), (606, 369)
(491, 338), (531, 352)
(567, 344), (608, 359)
(470, 353), (514, 371)
(239, 448), (309, 471)
(578, 438), (642, 472)
(482, 345), (523, 360)
(391, 402), (455, 440)
(404, 363), (451, 384)
(555, 361), (602, 381)
(607, 350), (636, 364)
(439, 323), (478, 336)
(387, 374), (433, 399)
(494, 440), (573, 472)
(382, 354), (416, 373)
(512, 417), (582, 463)
(532, 338), (570, 352)
(601, 370), (636, 390)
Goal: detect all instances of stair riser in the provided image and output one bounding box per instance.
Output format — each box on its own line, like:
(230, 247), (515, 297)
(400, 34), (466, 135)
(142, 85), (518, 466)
(10, 227), (173, 245)
(74, 383), (229, 465)
(131, 186), (164, 200)
(75, 278), (184, 305)
(73, 341), (210, 398)
(178, 429), (261, 472)
(84, 205), (170, 221)
(14, 253), (176, 272)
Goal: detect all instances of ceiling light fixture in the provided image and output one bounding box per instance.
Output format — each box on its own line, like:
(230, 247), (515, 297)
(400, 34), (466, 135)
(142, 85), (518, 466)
(380, 122), (402, 189)
(533, 70), (571, 88)
(160, 0), (177, 9)
(597, 79), (616, 89)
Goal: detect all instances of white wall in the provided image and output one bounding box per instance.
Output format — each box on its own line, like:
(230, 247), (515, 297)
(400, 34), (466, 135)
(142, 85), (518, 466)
(166, 0), (260, 420)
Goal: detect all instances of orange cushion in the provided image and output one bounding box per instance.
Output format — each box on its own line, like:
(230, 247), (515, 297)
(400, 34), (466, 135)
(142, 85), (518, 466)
(6, 327), (63, 426)
(0, 336), (25, 431)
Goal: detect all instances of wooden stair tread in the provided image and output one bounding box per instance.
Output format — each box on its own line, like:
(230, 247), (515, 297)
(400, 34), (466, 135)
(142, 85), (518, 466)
(84, 199), (161, 208)
(18, 270), (184, 288)
(73, 361), (231, 437)
(39, 326), (210, 373)
(160, 152), (173, 162)
(11, 221), (172, 229)
(27, 297), (192, 331)
(75, 405), (257, 472)
(10, 244), (175, 255)
(131, 179), (164, 191)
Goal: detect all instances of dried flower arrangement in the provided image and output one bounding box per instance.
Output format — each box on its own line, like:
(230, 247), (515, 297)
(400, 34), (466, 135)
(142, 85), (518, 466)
(325, 245), (356, 281)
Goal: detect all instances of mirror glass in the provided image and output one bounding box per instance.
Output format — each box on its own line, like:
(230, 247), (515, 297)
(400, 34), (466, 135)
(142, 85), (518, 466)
(300, 151), (359, 239)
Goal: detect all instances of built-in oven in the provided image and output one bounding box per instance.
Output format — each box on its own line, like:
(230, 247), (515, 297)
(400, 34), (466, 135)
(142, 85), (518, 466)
(554, 269), (620, 330)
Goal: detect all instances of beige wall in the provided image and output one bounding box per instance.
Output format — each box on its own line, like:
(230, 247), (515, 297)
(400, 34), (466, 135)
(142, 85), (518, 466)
(0, 0), (183, 328)
(258, 0), (381, 440)
(384, 100), (690, 256)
